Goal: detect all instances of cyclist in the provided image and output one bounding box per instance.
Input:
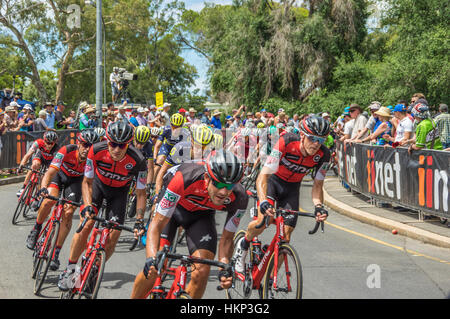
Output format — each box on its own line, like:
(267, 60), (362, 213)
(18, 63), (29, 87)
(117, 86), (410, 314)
(233, 115), (330, 273)
(153, 113), (190, 181)
(209, 132), (224, 151)
(133, 125), (156, 188)
(25, 130), (101, 271)
(17, 131), (59, 197)
(57, 121), (148, 291)
(94, 127), (106, 141)
(153, 125), (214, 198)
(130, 150), (248, 299)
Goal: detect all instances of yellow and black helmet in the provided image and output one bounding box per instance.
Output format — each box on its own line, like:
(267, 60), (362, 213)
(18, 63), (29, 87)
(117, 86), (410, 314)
(192, 125), (214, 146)
(211, 133), (224, 150)
(135, 125), (151, 143)
(257, 122), (265, 128)
(170, 113), (185, 127)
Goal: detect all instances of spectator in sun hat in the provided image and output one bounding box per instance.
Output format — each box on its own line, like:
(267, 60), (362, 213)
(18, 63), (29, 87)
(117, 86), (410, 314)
(347, 103), (368, 140)
(354, 107), (393, 145)
(186, 108), (197, 124)
(136, 107), (148, 126)
(211, 110), (222, 129)
(382, 104), (414, 147)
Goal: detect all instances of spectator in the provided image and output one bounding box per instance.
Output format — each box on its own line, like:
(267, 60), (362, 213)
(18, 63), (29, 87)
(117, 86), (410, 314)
(186, 108), (197, 124)
(79, 106), (96, 130)
(136, 107), (148, 126)
(434, 104), (450, 149)
(211, 110), (222, 129)
(107, 102), (115, 113)
(129, 109), (139, 128)
(86, 107), (98, 128)
(178, 108), (187, 119)
(44, 102), (56, 129)
(410, 93), (425, 105)
(66, 110), (76, 128)
(161, 103), (171, 126)
(244, 112), (254, 126)
(55, 101), (69, 129)
(254, 112), (263, 126)
(339, 107), (354, 141)
(322, 112), (331, 123)
(292, 113), (300, 128)
(351, 101), (381, 142)
(225, 115), (235, 128)
(4, 106), (18, 131)
(201, 108), (211, 125)
(260, 108), (268, 124)
(116, 104), (131, 125)
(408, 103), (443, 153)
(356, 107), (393, 145)
(18, 105), (34, 132)
(347, 104), (368, 140)
(274, 111), (287, 127)
(383, 104), (414, 147)
(34, 110), (49, 131)
(147, 105), (158, 127)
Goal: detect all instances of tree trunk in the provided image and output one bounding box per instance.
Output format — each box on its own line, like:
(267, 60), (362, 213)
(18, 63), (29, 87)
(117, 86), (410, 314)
(55, 43), (75, 103)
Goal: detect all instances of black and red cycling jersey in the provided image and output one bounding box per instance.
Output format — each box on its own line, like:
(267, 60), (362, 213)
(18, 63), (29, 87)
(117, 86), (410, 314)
(84, 141), (147, 189)
(30, 138), (59, 162)
(156, 162), (248, 233)
(49, 144), (86, 177)
(264, 132), (330, 183)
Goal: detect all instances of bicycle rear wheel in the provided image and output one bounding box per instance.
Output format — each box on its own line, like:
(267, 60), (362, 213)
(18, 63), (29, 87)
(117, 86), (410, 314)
(225, 230), (260, 299)
(262, 243), (302, 299)
(78, 250), (106, 299)
(12, 183), (30, 225)
(34, 221), (60, 295)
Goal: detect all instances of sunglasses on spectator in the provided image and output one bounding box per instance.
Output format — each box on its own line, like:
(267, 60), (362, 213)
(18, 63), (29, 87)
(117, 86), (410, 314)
(304, 133), (326, 145)
(108, 142), (128, 149)
(211, 179), (235, 190)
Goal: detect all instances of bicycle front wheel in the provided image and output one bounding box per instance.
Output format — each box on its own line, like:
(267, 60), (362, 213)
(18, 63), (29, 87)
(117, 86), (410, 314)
(12, 184), (30, 225)
(34, 221), (60, 295)
(78, 250), (106, 299)
(262, 243), (302, 299)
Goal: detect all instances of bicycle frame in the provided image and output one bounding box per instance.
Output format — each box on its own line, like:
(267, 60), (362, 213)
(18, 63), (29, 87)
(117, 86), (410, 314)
(36, 202), (64, 258)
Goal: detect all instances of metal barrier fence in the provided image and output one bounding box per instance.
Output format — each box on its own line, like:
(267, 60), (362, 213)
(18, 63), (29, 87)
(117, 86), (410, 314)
(336, 141), (450, 219)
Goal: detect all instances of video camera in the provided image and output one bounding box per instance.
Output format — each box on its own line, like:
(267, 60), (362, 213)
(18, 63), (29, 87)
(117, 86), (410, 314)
(116, 68), (138, 82)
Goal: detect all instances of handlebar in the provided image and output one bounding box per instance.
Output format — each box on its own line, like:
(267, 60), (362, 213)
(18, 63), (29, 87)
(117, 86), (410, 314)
(76, 215), (135, 234)
(255, 208), (326, 234)
(21, 166), (45, 175)
(44, 194), (82, 207)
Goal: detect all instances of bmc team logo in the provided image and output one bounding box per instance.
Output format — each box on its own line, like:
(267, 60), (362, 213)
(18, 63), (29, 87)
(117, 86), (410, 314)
(160, 190), (180, 209)
(313, 154), (321, 162)
(125, 163), (134, 170)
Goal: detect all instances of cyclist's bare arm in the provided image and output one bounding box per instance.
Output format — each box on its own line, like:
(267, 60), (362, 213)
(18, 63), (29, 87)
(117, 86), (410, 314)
(135, 188), (146, 220)
(256, 166), (273, 206)
(311, 178), (328, 222)
(41, 166), (59, 189)
(154, 161), (171, 196)
(153, 139), (162, 160)
(146, 213), (171, 259)
(19, 148), (35, 167)
(81, 176), (94, 208)
(146, 159), (154, 185)
(217, 229), (234, 264)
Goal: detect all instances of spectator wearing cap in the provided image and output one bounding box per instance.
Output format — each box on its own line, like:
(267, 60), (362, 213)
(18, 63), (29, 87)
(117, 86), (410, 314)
(225, 115), (235, 129)
(55, 101), (70, 129)
(116, 104), (130, 124)
(211, 110), (222, 129)
(4, 105), (18, 131)
(408, 102), (443, 152)
(129, 109), (139, 128)
(44, 102), (56, 129)
(321, 112), (331, 123)
(136, 107), (148, 126)
(186, 108), (197, 124)
(383, 104), (414, 147)
(434, 104), (450, 149)
(161, 103), (171, 126)
(201, 108), (211, 125)
(178, 108), (187, 118)
(34, 110), (49, 131)
(18, 104), (35, 132)
(260, 108), (268, 124)
(339, 107), (354, 142)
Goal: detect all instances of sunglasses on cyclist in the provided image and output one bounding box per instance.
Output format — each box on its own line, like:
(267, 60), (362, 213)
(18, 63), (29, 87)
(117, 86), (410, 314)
(80, 142), (92, 148)
(108, 142), (128, 149)
(211, 179), (235, 190)
(44, 140), (55, 146)
(304, 133), (326, 145)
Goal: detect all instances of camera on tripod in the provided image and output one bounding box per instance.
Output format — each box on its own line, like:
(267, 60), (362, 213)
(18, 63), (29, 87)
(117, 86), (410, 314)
(117, 68), (137, 83)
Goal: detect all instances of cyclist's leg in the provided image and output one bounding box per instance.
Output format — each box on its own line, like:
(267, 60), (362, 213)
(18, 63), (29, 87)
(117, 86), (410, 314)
(57, 178), (83, 248)
(183, 211), (217, 299)
(278, 182), (301, 242)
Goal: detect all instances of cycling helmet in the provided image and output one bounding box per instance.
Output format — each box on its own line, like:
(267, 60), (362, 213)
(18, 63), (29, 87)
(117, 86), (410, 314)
(300, 115), (330, 137)
(257, 122), (265, 129)
(170, 113), (185, 127)
(211, 133), (224, 150)
(43, 131), (58, 143)
(106, 121), (134, 144)
(135, 125), (151, 143)
(192, 125), (214, 146)
(78, 129), (101, 144)
(94, 127), (106, 138)
(205, 149), (244, 184)
(150, 126), (161, 137)
(241, 128), (251, 137)
(268, 125), (277, 136)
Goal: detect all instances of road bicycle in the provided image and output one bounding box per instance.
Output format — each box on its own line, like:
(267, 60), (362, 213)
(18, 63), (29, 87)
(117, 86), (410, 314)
(31, 190), (81, 295)
(148, 245), (234, 299)
(60, 212), (135, 299)
(126, 179), (137, 218)
(242, 163), (260, 191)
(12, 166), (44, 225)
(225, 189), (326, 299)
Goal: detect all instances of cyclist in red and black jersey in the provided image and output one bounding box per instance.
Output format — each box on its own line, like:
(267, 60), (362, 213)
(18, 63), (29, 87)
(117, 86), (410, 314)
(58, 121), (148, 291)
(25, 130), (101, 271)
(17, 131), (59, 197)
(233, 115), (331, 273)
(131, 150), (248, 299)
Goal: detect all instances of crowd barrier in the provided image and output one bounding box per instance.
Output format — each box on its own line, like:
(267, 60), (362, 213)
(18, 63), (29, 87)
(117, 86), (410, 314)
(0, 130), (78, 169)
(336, 141), (450, 219)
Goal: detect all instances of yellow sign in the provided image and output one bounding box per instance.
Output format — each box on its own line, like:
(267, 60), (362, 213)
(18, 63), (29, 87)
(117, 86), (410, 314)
(155, 92), (163, 108)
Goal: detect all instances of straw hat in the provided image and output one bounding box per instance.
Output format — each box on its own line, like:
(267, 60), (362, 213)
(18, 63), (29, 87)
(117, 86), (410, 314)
(212, 110), (222, 117)
(85, 107), (96, 114)
(374, 106), (392, 118)
(189, 108), (197, 113)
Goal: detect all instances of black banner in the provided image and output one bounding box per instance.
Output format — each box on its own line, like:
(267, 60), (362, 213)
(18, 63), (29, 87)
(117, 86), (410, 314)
(336, 141), (450, 219)
(0, 130), (79, 169)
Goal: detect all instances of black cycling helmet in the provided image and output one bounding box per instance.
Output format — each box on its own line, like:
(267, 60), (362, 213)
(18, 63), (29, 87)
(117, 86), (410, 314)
(205, 149), (244, 184)
(106, 121), (134, 144)
(300, 115), (330, 137)
(78, 129), (101, 144)
(43, 131), (58, 143)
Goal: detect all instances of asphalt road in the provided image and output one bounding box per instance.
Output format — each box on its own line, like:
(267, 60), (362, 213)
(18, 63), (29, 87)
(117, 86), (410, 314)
(1, 180), (449, 299)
